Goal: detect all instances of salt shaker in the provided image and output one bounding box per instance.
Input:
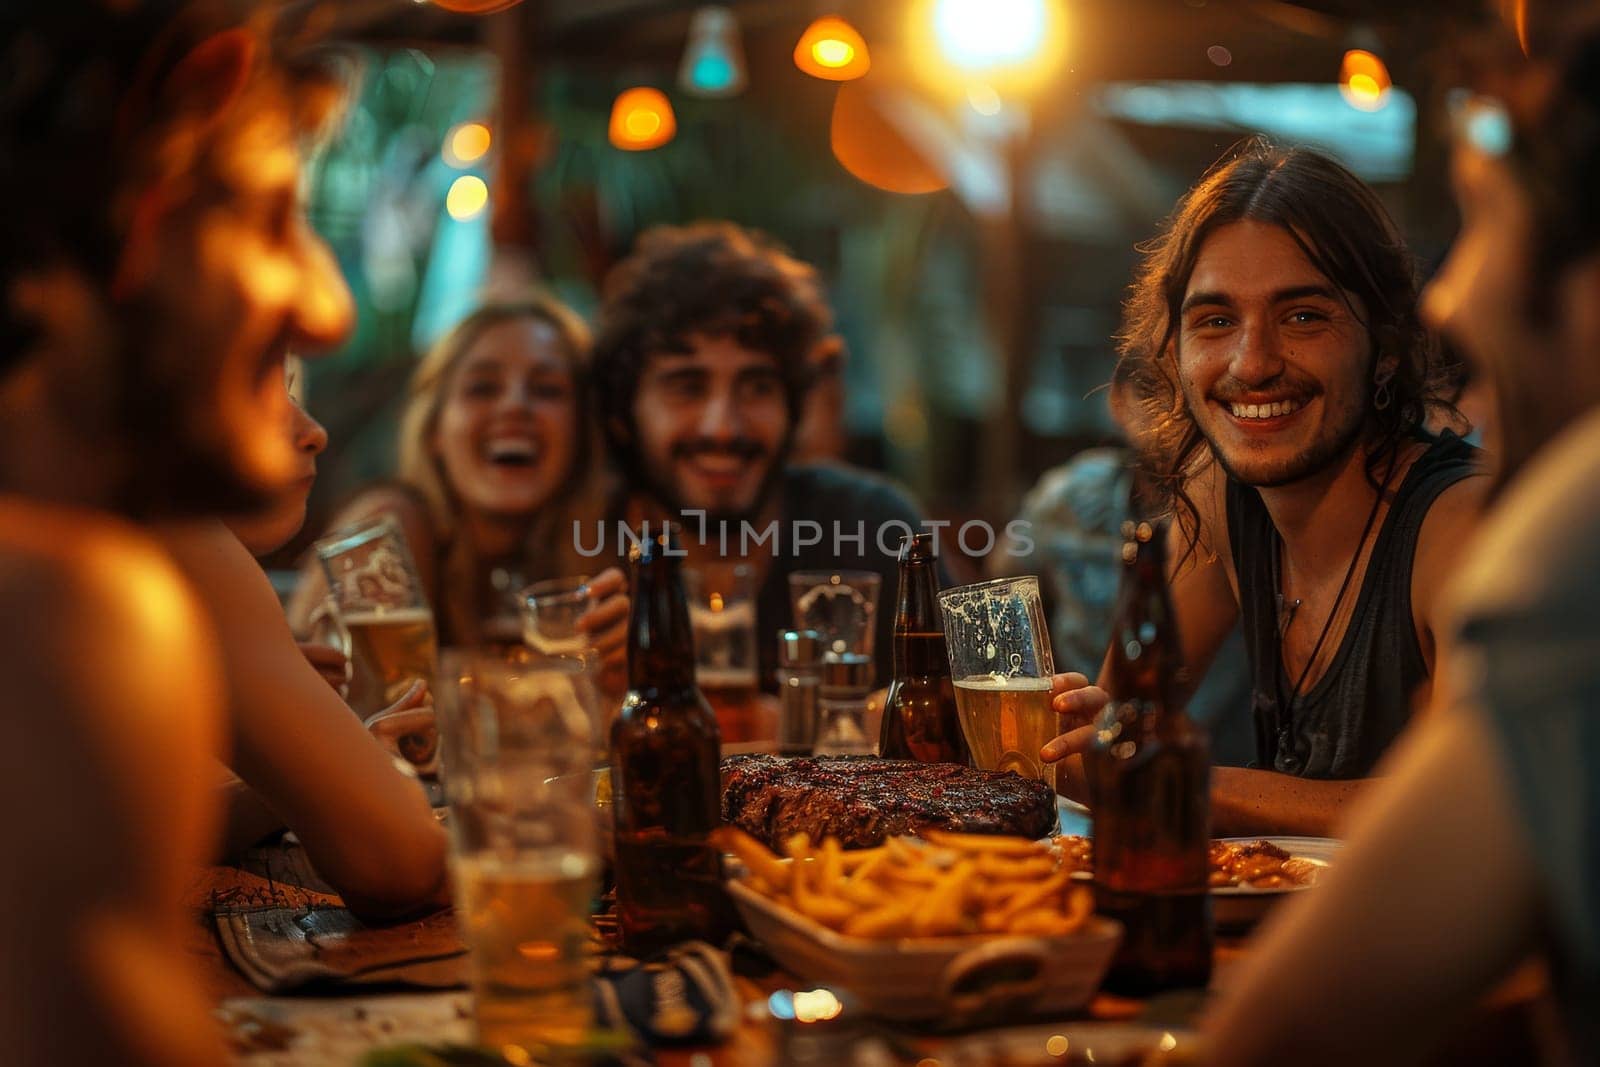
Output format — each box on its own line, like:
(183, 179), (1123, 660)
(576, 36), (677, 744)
(775, 629), (822, 755)
(813, 653), (875, 756)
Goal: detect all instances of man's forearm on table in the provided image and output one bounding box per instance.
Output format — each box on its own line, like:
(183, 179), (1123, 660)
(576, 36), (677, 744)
(1053, 754), (1368, 838)
(1210, 766), (1368, 837)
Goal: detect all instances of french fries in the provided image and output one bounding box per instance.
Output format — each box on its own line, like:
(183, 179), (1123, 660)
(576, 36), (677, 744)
(719, 826), (1095, 941)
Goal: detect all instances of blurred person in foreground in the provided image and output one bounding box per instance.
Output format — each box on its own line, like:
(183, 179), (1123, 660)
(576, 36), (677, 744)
(153, 366), (448, 897)
(1042, 142), (1487, 835)
(590, 221), (939, 690)
(999, 360), (1255, 766)
(288, 295), (629, 697)
(1197, 21), (1600, 1065)
(0, 3), (395, 1063)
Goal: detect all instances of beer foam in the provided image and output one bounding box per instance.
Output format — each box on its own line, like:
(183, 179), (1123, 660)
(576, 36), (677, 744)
(338, 607), (435, 627)
(954, 674), (1053, 691)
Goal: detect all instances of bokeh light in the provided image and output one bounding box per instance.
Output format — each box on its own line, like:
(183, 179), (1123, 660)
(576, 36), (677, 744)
(443, 122), (491, 167)
(608, 87), (677, 150)
(794, 17), (871, 81)
(967, 83), (1003, 115)
(427, 0), (524, 12)
(908, 0), (1066, 96)
(830, 81), (949, 195)
(446, 175), (489, 220)
(1339, 48), (1391, 111)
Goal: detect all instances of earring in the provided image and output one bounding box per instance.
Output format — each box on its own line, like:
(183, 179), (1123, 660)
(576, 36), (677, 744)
(1373, 364), (1396, 412)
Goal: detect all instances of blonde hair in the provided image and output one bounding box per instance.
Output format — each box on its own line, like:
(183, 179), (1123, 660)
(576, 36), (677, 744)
(395, 292), (606, 644)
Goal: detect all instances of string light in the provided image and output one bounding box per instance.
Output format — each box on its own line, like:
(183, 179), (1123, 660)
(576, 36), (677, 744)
(608, 87), (677, 151)
(446, 175), (489, 220)
(443, 122), (491, 167)
(794, 16), (871, 81)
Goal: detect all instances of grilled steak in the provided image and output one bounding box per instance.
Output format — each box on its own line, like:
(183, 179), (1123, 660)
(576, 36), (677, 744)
(721, 754), (1057, 850)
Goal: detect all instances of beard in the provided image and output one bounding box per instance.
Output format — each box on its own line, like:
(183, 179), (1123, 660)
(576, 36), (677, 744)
(634, 436), (788, 534)
(1186, 368), (1371, 489)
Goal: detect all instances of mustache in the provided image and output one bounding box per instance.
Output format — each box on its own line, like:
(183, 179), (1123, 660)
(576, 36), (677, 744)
(1207, 374), (1319, 405)
(671, 439), (767, 461)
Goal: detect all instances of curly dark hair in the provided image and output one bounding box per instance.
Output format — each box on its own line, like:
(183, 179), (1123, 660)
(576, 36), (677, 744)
(1116, 140), (1458, 555)
(591, 221), (833, 486)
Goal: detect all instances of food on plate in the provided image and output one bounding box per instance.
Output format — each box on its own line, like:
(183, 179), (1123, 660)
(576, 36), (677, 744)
(1052, 836), (1322, 890)
(1207, 839), (1322, 889)
(716, 825), (1095, 939)
(720, 754), (1058, 850)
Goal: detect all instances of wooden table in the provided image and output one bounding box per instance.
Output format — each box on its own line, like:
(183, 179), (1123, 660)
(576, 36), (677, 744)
(192, 841), (1552, 1067)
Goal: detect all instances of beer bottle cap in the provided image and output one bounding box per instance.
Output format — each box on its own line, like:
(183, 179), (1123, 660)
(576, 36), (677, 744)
(777, 628), (822, 666)
(898, 532), (937, 563)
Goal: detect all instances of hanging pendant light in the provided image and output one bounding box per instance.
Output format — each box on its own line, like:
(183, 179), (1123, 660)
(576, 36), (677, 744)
(426, 0), (524, 13)
(679, 6), (748, 98)
(1339, 48), (1392, 111)
(609, 87), (677, 151)
(794, 16), (871, 81)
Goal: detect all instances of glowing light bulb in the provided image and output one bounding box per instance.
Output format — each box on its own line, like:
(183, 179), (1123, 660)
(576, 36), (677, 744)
(794, 17), (870, 81)
(1339, 48), (1391, 111)
(608, 87), (677, 151)
(443, 122), (491, 167)
(679, 6), (748, 98)
(446, 175), (488, 220)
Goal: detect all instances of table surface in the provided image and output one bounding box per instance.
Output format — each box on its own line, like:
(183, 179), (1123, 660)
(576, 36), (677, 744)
(192, 821), (1550, 1067)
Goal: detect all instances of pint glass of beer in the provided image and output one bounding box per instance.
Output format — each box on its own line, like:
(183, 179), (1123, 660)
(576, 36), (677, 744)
(315, 516), (439, 727)
(938, 576), (1057, 784)
(683, 565), (765, 742)
(436, 650), (600, 1058)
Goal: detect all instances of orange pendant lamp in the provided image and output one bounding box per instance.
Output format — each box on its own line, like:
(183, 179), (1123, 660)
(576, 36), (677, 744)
(794, 16), (870, 81)
(609, 87), (677, 151)
(427, 1), (525, 12)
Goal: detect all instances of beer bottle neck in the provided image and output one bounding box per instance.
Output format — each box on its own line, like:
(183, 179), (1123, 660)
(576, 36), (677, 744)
(627, 554), (699, 694)
(1107, 528), (1182, 711)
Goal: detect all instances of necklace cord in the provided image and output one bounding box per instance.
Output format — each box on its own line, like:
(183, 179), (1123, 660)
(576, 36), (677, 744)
(1276, 452), (1404, 729)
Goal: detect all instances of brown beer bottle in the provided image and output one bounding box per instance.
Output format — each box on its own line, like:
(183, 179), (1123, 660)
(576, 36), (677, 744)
(1084, 506), (1212, 994)
(878, 533), (971, 764)
(610, 526), (728, 955)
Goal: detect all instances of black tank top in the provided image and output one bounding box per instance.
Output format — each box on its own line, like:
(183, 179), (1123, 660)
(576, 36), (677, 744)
(1226, 432), (1482, 779)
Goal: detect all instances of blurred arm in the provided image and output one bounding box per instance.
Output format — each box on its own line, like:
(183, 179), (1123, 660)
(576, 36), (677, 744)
(1200, 704), (1539, 1066)
(0, 511), (227, 1066)
(159, 520), (449, 921)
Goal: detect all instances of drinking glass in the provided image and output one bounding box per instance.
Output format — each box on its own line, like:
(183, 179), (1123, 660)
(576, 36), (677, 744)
(436, 650), (600, 1060)
(520, 576), (594, 660)
(788, 570), (881, 660)
(683, 565), (766, 741)
(938, 576), (1058, 783)
(316, 516), (438, 725)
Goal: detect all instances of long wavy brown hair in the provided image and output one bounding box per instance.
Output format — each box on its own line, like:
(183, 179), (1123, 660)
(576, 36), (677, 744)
(1117, 140), (1458, 558)
(396, 293), (606, 644)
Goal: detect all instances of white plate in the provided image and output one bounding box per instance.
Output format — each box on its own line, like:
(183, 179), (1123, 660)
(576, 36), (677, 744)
(1211, 836), (1338, 928)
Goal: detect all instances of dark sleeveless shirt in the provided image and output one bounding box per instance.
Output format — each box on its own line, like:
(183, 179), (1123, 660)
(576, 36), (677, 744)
(1226, 432), (1482, 779)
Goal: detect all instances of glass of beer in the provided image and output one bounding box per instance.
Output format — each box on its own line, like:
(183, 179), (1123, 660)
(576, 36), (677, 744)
(316, 516), (439, 734)
(938, 576), (1057, 784)
(683, 565), (765, 742)
(788, 569), (881, 659)
(436, 650), (600, 1060)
